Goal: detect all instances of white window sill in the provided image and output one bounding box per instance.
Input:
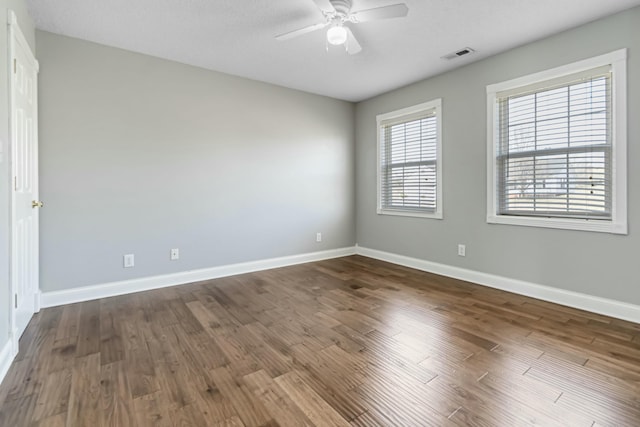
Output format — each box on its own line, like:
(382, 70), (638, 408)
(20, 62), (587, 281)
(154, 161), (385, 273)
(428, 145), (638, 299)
(487, 214), (627, 235)
(378, 209), (443, 220)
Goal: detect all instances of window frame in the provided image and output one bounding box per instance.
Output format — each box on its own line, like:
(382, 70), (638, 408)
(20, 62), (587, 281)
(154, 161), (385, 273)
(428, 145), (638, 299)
(377, 99), (443, 219)
(486, 50), (627, 234)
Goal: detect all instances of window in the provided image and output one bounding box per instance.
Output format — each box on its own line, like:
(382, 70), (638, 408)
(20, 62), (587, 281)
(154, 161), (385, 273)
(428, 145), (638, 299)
(377, 99), (443, 218)
(487, 50), (627, 234)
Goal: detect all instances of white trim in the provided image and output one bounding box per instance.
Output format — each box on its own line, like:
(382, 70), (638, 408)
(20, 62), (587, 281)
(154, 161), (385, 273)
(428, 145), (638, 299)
(377, 209), (442, 219)
(34, 290), (41, 313)
(0, 339), (14, 386)
(355, 246), (640, 324)
(41, 247), (356, 308)
(376, 98), (443, 220)
(485, 214), (628, 234)
(486, 49), (627, 94)
(611, 49), (628, 234)
(33, 243), (640, 329)
(11, 329), (19, 357)
(486, 49), (628, 235)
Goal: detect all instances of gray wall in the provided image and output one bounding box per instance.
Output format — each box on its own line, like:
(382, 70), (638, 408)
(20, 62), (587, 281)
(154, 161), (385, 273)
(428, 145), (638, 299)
(0, 0), (34, 352)
(356, 7), (640, 305)
(37, 31), (355, 292)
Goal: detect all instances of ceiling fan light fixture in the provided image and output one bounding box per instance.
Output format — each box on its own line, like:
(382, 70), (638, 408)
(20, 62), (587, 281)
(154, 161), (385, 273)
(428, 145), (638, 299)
(275, 0), (409, 55)
(327, 25), (348, 45)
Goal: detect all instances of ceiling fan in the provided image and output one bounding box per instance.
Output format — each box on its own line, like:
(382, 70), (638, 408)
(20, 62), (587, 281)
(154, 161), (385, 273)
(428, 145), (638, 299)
(276, 0), (409, 55)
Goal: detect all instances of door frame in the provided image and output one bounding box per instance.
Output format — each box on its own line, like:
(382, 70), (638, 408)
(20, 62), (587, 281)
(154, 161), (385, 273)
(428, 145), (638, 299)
(8, 9), (40, 356)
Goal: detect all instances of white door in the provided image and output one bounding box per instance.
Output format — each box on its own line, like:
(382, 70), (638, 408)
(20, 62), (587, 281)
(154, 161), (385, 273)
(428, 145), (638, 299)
(9, 11), (40, 343)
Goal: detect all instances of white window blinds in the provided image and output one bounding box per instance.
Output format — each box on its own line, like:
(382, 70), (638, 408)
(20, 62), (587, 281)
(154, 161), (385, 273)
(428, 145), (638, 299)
(496, 68), (612, 219)
(379, 103), (440, 215)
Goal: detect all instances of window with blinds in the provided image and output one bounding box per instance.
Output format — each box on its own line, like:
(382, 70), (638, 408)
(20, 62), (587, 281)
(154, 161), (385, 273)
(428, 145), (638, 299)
(487, 50), (627, 234)
(497, 69), (611, 219)
(377, 99), (442, 218)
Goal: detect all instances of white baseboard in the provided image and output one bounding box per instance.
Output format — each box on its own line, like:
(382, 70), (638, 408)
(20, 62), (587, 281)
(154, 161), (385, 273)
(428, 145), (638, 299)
(34, 290), (41, 313)
(0, 338), (14, 387)
(355, 246), (640, 324)
(39, 244), (640, 324)
(41, 247), (356, 308)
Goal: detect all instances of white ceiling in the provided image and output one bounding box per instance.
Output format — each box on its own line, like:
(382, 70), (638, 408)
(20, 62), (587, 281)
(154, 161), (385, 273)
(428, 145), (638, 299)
(27, 0), (640, 102)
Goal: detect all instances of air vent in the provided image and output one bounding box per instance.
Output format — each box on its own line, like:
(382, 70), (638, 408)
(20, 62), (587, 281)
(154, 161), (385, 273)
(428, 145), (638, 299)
(441, 47), (475, 60)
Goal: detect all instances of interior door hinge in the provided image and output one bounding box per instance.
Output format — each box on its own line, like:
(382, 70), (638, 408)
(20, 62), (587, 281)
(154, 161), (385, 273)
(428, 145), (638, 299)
(13, 58), (16, 74)
(14, 176), (17, 191)
(14, 294), (18, 309)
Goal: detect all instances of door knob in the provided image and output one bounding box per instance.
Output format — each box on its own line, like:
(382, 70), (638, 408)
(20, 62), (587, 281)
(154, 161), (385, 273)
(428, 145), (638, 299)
(32, 200), (44, 208)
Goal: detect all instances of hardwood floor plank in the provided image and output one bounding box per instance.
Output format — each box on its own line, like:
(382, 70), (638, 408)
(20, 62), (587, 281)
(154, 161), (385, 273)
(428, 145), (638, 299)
(556, 391), (636, 426)
(287, 366), (368, 422)
(153, 360), (197, 409)
(478, 372), (594, 426)
(33, 412), (67, 427)
(167, 403), (209, 427)
(99, 300), (125, 366)
(209, 365), (273, 427)
(242, 369), (314, 427)
(32, 367), (71, 421)
(167, 298), (205, 334)
(311, 323), (364, 354)
(54, 303), (82, 341)
(354, 378), (446, 426)
(447, 405), (524, 427)
(274, 370), (351, 427)
(526, 366), (640, 418)
(36, 305), (65, 332)
(186, 368), (238, 422)
(211, 334), (262, 379)
(121, 321), (159, 399)
(3, 358), (45, 403)
(146, 296), (180, 328)
(0, 393), (37, 427)
(75, 300), (101, 358)
(291, 343), (366, 392)
(584, 355), (640, 383)
(427, 374), (553, 427)
(534, 352), (640, 401)
(15, 318), (55, 364)
(99, 361), (135, 426)
(165, 323), (228, 373)
(132, 391), (172, 427)
(232, 325), (293, 378)
(206, 286), (257, 326)
(46, 337), (78, 374)
(66, 353), (101, 427)
(186, 300), (225, 331)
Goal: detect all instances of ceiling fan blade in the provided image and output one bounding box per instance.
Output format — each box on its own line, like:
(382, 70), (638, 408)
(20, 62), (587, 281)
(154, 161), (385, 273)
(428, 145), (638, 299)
(350, 3), (408, 23)
(311, 0), (336, 13)
(345, 27), (362, 55)
(275, 22), (328, 41)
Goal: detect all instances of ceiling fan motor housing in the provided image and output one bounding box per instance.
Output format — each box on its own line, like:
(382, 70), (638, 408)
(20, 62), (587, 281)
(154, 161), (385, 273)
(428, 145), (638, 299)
(330, 0), (352, 16)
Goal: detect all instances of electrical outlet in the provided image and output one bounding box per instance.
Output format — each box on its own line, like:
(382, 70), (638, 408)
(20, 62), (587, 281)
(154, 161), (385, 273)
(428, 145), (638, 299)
(458, 244), (466, 257)
(316, 232), (322, 242)
(123, 254), (135, 268)
(170, 248), (179, 260)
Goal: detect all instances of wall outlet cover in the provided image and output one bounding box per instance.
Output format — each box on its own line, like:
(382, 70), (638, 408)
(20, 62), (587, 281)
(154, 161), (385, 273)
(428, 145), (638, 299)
(124, 254), (135, 268)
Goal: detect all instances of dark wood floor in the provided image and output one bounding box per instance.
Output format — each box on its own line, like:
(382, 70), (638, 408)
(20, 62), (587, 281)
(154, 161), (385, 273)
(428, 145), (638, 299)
(1, 256), (639, 426)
